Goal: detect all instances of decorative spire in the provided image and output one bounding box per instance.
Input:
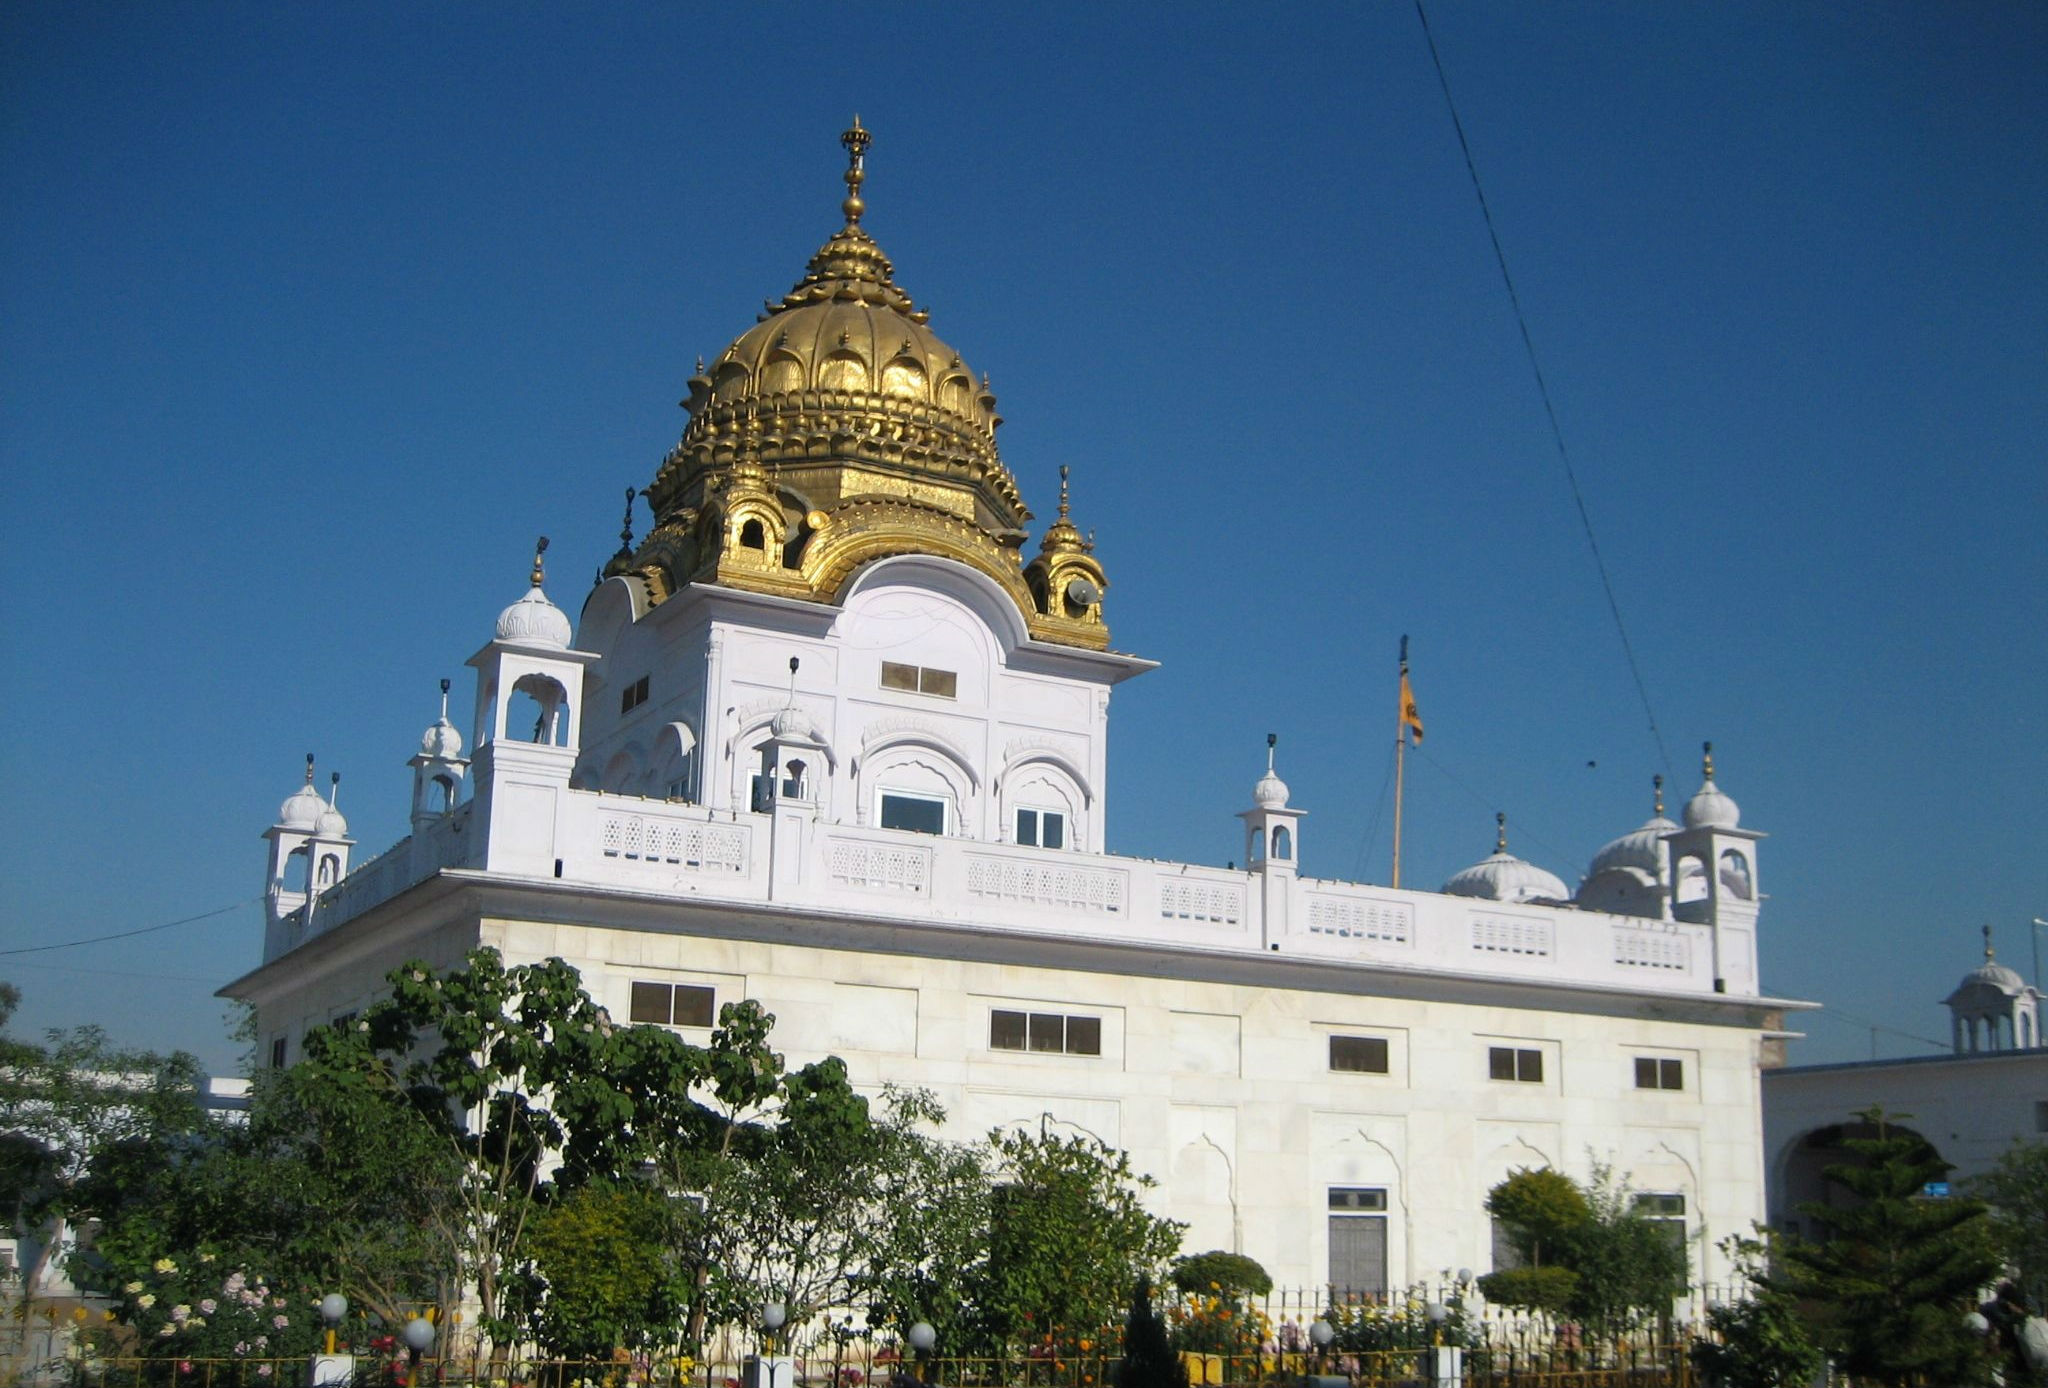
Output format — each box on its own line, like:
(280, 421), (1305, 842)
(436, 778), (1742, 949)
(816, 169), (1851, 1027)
(1495, 812), (1508, 853)
(1266, 732), (1278, 773)
(619, 487), (637, 553)
(328, 771), (341, 808)
(1701, 740), (1715, 782)
(304, 752), (315, 786)
(841, 115), (870, 225)
(1984, 922), (1995, 962)
(1652, 774), (1664, 817)
(531, 536), (550, 588)
(1039, 465), (1089, 554)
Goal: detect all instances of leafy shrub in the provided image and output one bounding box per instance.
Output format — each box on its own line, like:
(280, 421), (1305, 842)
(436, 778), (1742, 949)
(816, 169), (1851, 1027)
(1476, 1265), (1577, 1315)
(1168, 1252), (1272, 1300)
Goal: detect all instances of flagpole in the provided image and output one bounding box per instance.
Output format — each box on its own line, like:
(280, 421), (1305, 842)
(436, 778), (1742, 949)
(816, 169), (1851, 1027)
(1392, 635), (1409, 889)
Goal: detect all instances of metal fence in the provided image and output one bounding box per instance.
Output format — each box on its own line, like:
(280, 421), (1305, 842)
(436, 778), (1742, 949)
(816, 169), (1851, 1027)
(11, 1344), (1698, 1388)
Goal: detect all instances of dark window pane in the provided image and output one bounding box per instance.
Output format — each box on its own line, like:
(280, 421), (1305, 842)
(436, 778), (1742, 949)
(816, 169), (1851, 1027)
(630, 982), (672, 1025)
(1661, 1059), (1684, 1090)
(1028, 1013), (1064, 1052)
(1067, 1015), (1101, 1055)
(1489, 1046), (1516, 1081)
(673, 984), (716, 1028)
(990, 1010), (1027, 1050)
(1331, 1035), (1389, 1073)
(1635, 1057), (1659, 1089)
(1042, 813), (1064, 849)
(880, 794), (945, 835)
(921, 668), (958, 698)
(1517, 1049), (1544, 1083)
(881, 662), (920, 691)
(1017, 809), (1039, 845)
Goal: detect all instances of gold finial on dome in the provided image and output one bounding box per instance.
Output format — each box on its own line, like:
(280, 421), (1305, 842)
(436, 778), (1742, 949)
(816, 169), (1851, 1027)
(1984, 922), (1996, 962)
(304, 752), (315, 786)
(1653, 773), (1664, 817)
(1701, 740), (1715, 781)
(1495, 812), (1509, 853)
(841, 115), (871, 224)
(531, 535), (550, 588)
(1038, 466), (1089, 555)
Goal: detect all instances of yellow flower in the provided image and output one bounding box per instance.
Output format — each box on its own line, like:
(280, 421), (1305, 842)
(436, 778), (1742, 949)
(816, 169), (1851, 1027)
(153, 1259), (178, 1274)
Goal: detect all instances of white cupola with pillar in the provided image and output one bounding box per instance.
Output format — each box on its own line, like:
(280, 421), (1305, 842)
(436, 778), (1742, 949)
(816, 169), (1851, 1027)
(1238, 735), (1304, 947)
(1661, 742), (1764, 994)
(261, 755), (353, 960)
(1577, 775), (1678, 919)
(465, 539), (600, 877)
(409, 678), (469, 830)
(754, 657), (838, 897)
(1944, 926), (2041, 1052)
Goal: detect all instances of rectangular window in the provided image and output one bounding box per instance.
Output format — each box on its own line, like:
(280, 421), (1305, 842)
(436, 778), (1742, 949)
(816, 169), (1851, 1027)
(269, 1037), (287, 1069)
(880, 662), (957, 699)
(630, 981), (716, 1028)
(990, 1008), (1101, 1057)
(1489, 1046), (1544, 1083)
(1330, 1034), (1390, 1074)
(1328, 1187), (1389, 1296)
(620, 675), (650, 714)
(1491, 1216), (1526, 1271)
(880, 792), (946, 836)
(1633, 1192), (1688, 1255)
(1635, 1057), (1685, 1090)
(1016, 808), (1066, 848)
(2037, 1100), (2048, 1134)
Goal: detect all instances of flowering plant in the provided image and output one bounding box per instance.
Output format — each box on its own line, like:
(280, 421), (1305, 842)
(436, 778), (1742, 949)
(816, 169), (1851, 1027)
(105, 1255), (321, 1364)
(1167, 1286), (1271, 1358)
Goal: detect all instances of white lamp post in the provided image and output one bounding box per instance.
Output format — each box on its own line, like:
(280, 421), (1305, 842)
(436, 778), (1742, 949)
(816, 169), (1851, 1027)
(907, 1322), (936, 1386)
(309, 1295), (352, 1388)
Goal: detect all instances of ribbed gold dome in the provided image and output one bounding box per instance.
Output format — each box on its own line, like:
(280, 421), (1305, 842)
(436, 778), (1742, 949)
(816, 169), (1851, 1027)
(621, 121), (1111, 651)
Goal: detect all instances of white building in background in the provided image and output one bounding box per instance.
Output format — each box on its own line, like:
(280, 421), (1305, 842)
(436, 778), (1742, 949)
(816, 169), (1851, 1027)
(1764, 932), (2047, 1235)
(221, 125), (1806, 1298)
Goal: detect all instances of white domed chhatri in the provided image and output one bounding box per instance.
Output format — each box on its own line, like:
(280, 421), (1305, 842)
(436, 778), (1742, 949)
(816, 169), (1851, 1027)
(1444, 814), (1571, 904)
(1683, 742), (1740, 829)
(495, 538), (573, 649)
(422, 714), (463, 760)
(1944, 926), (2042, 1052)
(1253, 742), (1290, 810)
(278, 755), (326, 830)
(1588, 775), (1679, 879)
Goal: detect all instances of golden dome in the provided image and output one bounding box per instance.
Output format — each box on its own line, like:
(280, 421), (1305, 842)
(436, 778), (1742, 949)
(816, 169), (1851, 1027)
(622, 121), (1112, 650)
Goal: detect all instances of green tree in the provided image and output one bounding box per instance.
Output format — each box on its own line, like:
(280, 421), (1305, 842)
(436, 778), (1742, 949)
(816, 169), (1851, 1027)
(303, 947), (712, 1348)
(525, 1182), (684, 1358)
(1569, 1163), (1689, 1336)
(0, 985), (207, 1314)
(1770, 1108), (2000, 1387)
(974, 1127), (1184, 1356)
(1690, 1232), (1822, 1388)
(1967, 1140), (2048, 1300)
(1476, 1164), (1686, 1333)
(1116, 1277), (1189, 1388)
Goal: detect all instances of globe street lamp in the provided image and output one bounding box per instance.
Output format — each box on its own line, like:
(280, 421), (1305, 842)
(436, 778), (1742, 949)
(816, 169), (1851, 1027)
(401, 1316), (436, 1387)
(753, 1302), (791, 1388)
(907, 1321), (936, 1387)
(319, 1295), (347, 1356)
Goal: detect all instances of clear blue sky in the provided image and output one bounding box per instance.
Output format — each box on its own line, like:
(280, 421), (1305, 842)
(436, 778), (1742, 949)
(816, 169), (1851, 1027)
(4, 3), (2043, 1076)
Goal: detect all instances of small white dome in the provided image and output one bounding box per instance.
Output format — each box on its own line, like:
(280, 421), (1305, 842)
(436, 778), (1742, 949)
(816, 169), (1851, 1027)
(1959, 960), (2028, 996)
(279, 782), (326, 830)
(1684, 780), (1740, 830)
(421, 716), (464, 760)
(496, 585), (573, 649)
(1589, 814), (1680, 879)
(1253, 769), (1290, 809)
(316, 805), (348, 838)
(770, 705), (808, 739)
(1444, 851), (1572, 904)
(1444, 814), (1569, 903)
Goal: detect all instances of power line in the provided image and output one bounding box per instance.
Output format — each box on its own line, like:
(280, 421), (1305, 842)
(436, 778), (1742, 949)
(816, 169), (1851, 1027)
(0, 898), (259, 958)
(1353, 735), (1400, 881)
(1413, 0), (1673, 779)
(1807, 1005), (1950, 1054)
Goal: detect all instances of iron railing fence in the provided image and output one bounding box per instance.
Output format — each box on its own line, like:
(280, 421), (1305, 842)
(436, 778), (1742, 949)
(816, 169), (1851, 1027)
(17, 1344), (1699, 1388)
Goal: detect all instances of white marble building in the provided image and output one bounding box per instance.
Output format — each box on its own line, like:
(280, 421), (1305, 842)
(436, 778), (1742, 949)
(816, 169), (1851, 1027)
(222, 125), (1803, 1298)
